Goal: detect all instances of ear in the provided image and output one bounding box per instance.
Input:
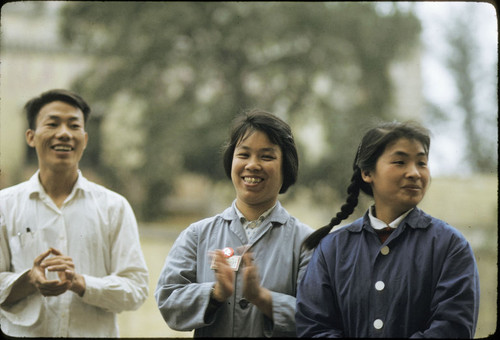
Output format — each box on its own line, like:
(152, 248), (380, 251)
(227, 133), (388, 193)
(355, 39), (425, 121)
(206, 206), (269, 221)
(83, 131), (89, 150)
(25, 129), (36, 148)
(361, 169), (373, 184)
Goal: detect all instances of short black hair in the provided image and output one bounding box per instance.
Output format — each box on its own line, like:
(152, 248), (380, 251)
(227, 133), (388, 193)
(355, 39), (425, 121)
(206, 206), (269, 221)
(222, 109), (299, 194)
(24, 89), (91, 130)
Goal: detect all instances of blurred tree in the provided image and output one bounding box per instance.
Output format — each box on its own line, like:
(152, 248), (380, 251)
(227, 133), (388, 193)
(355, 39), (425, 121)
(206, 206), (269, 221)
(58, 2), (420, 220)
(443, 6), (497, 173)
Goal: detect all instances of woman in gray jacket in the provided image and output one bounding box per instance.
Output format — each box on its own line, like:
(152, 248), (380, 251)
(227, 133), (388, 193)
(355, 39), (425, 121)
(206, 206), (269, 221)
(155, 110), (313, 337)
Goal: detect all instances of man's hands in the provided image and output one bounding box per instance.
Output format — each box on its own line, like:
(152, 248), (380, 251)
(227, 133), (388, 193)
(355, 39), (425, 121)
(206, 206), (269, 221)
(29, 248), (86, 297)
(2, 248), (86, 307)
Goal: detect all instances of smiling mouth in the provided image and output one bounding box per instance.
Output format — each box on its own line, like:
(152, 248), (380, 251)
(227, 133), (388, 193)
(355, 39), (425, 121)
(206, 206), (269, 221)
(243, 177), (263, 184)
(52, 145), (74, 151)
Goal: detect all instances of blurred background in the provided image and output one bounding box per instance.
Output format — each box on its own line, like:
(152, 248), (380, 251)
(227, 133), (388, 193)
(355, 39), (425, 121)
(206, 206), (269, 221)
(1, 1), (497, 338)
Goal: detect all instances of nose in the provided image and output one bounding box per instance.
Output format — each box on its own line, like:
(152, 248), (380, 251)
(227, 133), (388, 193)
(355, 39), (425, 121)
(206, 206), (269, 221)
(245, 156), (262, 171)
(406, 162), (421, 179)
(55, 124), (72, 140)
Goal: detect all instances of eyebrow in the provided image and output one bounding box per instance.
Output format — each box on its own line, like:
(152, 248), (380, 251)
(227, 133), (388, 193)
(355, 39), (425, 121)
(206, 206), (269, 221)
(236, 145), (278, 153)
(45, 115), (83, 122)
(391, 150), (428, 157)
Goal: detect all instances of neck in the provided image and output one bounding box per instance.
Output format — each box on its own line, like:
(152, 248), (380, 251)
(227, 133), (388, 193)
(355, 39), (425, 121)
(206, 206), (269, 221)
(38, 167), (79, 207)
(372, 204), (411, 225)
(236, 200), (276, 221)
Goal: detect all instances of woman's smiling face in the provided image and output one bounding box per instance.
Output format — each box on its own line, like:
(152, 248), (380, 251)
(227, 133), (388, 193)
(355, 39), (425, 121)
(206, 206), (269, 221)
(361, 137), (430, 221)
(231, 130), (283, 217)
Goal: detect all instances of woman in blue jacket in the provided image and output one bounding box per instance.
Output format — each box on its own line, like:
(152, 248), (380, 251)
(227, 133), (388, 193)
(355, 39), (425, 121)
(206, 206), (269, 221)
(296, 121), (479, 338)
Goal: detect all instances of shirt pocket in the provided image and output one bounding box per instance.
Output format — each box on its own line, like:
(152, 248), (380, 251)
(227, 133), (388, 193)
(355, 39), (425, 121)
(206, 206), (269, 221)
(9, 229), (39, 272)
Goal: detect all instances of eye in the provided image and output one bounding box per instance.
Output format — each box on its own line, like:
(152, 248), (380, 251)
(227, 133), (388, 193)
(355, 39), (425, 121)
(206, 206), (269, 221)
(236, 152), (249, 159)
(392, 160), (405, 165)
(262, 154), (276, 161)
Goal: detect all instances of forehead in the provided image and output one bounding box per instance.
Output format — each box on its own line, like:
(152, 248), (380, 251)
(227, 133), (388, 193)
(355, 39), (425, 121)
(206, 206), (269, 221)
(384, 137), (427, 155)
(37, 101), (84, 122)
(236, 130), (279, 149)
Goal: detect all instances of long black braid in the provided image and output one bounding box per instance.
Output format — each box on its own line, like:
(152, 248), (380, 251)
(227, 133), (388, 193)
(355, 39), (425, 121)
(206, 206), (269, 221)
(302, 167), (362, 250)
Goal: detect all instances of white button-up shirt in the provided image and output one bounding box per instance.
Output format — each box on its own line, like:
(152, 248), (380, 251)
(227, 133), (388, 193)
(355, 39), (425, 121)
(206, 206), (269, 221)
(0, 171), (148, 337)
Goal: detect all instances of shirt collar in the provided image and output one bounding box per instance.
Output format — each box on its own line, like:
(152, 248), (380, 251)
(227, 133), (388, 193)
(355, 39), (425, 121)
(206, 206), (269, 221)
(222, 200), (289, 226)
(235, 202), (276, 226)
(28, 169), (89, 199)
(368, 205), (413, 231)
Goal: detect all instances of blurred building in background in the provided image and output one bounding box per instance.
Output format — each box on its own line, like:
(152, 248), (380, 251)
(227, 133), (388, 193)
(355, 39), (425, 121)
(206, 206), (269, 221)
(1, 1), (423, 188)
(1, 2), (90, 187)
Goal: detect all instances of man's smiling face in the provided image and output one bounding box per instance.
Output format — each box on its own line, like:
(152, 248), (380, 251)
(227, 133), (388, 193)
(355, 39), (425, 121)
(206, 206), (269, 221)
(26, 100), (88, 173)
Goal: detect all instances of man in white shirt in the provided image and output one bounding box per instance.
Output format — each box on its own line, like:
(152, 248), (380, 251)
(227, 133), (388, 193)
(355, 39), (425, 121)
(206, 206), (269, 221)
(0, 89), (149, 337)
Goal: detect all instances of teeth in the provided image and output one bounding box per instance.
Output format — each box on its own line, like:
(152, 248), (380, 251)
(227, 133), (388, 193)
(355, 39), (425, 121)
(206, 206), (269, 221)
(244, 177), (262, 184)
(53, 145), (72, 151)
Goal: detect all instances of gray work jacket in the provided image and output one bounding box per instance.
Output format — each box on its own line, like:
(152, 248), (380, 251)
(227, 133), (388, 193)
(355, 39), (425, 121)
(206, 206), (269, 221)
(155, 200), (313, 337)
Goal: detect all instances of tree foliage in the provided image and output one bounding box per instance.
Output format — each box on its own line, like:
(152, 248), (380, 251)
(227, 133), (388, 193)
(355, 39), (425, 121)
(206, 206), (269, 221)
(59, 2), (421, 220)
(444, 6), (497, 173)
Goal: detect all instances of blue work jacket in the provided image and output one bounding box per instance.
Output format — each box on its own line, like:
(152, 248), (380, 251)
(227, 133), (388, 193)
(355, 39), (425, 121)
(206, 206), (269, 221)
(296, 208), (480, 338)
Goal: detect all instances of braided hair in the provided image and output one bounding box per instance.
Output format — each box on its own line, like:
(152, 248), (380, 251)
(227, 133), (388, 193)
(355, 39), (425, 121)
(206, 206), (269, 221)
(302, 121), (431, 250)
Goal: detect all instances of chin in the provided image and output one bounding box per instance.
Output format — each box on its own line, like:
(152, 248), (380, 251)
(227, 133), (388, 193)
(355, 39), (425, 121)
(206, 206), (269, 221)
(404, 200), (422, 211)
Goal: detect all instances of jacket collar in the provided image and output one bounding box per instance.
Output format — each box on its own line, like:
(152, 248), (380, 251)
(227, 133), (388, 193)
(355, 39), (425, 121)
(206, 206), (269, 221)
(347, 207), (432, 233)
(221, 199), (289, 226)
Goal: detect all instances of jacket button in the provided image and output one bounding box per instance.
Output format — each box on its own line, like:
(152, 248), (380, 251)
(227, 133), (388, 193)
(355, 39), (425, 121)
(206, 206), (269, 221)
(380, 246), (390, 255)
(373, 319), (384, 329)
(239, 298), (249, 309)
(375, 281), (385, 291)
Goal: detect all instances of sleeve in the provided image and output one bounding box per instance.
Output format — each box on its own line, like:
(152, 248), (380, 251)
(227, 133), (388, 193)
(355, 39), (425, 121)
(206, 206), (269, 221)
(410, 234), (480, 338)
(0, 212), (13, 303)
(79, 198), (149, 313)
(154, 225), (214, 331)
(295, 241), (344, 338)
(266, 242), (313, 337)
(0, 210), (42, 327)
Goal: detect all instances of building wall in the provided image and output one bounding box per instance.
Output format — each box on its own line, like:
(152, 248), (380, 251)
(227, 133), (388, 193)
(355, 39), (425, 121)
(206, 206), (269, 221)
(1, 2), (89, 187)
